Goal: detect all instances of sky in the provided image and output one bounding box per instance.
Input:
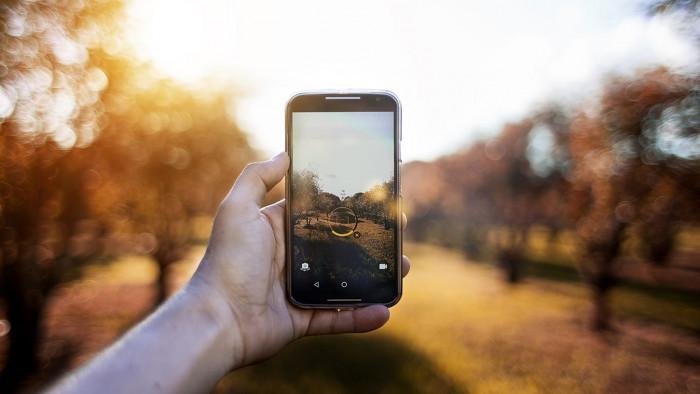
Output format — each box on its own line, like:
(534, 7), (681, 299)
(292, 112), (394, 196)
(125, 0), (699, 161)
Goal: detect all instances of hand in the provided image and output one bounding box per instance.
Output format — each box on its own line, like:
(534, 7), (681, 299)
(190, 152), (410, 368)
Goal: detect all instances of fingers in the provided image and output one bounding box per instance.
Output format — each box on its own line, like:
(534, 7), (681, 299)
(261, 199), (286, 230)
(305, 305), (390, 336)
(228, 152), (289, 208)
(261, 199), (286, 216)
(402, 255), (410, 277)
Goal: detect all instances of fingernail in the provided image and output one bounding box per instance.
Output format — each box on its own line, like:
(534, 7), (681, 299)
(271, 151), (286, 161)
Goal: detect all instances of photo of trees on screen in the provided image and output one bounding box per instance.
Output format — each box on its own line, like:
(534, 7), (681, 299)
(291, 169), (396, 292)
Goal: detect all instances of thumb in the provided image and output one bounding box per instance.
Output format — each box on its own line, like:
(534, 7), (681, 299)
(228, 152), (289, 208)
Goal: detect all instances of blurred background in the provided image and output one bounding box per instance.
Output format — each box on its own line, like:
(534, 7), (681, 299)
(1, 0), (699, 392)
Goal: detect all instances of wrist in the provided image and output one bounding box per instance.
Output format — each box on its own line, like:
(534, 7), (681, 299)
(185, 271), (246, 371)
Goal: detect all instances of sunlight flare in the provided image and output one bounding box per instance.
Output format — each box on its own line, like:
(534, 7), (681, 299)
(125, 0), (236, 82)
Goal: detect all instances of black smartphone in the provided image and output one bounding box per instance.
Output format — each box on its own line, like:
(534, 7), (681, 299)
(285, 91), (402, 308)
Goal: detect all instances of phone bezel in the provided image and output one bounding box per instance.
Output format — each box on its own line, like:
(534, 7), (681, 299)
(285, 90), (402, 309)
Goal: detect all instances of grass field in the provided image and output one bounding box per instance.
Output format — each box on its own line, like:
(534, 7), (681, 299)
(217, 242), (700, 393)
(9, 242), (700, 392)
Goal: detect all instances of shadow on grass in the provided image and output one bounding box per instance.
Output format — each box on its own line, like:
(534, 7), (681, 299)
(524, 258), (700, 334)
(215, 334), (463, 394)
(525, 258), (581, 283)
(525, 258), (699, 309)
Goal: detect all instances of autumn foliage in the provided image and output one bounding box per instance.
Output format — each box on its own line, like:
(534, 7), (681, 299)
(0, 0), (254, 388)
(403, 67), (700, 331)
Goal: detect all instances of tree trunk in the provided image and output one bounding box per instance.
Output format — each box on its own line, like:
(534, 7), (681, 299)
(547, 226), (560, 257)
(499, 245), (523, 284)
(591, 285), (611, 331)
(580, 250), (618, 332)
(0, 280), (44, 390)
(499, 228), (526, 283)
(154, 259), (169, 307)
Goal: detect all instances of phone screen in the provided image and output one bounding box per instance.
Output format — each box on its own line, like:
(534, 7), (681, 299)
(288, 94), (400, 306)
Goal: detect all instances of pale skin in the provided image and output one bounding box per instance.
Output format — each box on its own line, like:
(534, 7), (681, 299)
(51, 152), (410, 393)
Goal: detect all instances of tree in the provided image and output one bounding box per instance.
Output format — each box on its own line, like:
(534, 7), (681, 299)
(291, 170), (321, 224)
(0, 0), (255, 386)
(347, 192), (369, 219)
(0, 0), (122, 387)
(401, 105), (572, 272)
(94, 58), (253, 305)
(568, 68), (698, 330)
(364, 178), (396, 229)
(318, 192), (341, 218)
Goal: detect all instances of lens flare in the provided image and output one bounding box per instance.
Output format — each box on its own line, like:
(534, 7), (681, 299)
(327, 207), (358, 237)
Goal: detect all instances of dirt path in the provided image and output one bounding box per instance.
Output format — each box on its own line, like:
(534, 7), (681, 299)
(294, 218), (395, 264)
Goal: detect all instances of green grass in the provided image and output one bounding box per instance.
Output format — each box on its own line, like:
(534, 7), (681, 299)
(523, 257), (700, 334)
(220, 335), (461, 394)
(214, 243), (700, 393)
(525, 258), (581, 283)
(36, 240), (699, 393)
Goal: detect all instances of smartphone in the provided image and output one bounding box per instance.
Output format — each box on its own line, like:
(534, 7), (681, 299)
(285, 91), (402, 308)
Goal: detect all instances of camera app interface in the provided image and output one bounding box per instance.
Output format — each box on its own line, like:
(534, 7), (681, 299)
(291, 111), (397, 304)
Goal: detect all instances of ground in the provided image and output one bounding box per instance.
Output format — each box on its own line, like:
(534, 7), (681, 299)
(219, 243), (700, 393)
(294, 217), (395, 265)
(2, 242), (699, 393)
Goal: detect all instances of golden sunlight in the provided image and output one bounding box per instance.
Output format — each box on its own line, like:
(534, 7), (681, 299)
(369, 186), (387, 202)
(125, 0), (236, 82)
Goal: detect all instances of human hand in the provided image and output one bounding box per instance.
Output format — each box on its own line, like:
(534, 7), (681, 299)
(190, 152), (410, 368)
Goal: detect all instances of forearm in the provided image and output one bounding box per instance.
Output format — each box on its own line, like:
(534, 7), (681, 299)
(50, 279), (239, 394)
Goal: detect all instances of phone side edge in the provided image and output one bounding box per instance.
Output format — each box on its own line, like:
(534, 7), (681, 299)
(285, 94), (302, 308)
